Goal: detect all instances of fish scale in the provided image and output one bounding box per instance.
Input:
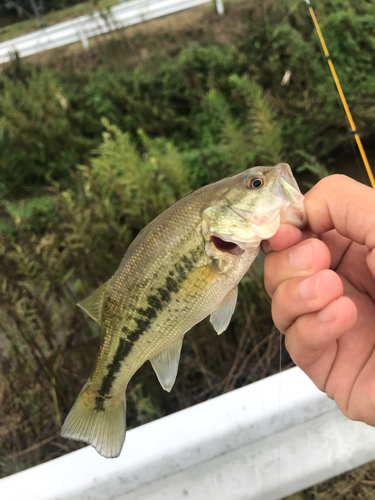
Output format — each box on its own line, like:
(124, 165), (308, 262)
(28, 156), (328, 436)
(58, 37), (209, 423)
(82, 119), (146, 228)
(61, 164), (306, 458)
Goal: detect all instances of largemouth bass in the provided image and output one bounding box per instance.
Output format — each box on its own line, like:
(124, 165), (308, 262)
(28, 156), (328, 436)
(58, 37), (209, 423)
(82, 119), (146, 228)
(61, 163), (306, 458)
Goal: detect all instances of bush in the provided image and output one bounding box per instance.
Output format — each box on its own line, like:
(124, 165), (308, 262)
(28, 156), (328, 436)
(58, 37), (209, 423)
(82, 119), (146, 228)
(0, 121), (191, 474)
(3, 2), (375, 195)
(242, 0), (375, 155)
(0, 67), (94, 194)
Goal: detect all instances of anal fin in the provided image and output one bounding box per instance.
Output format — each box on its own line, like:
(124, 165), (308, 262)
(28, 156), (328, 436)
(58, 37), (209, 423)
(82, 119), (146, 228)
(150, 338), (183, 392)
(210, 286), (238, 335)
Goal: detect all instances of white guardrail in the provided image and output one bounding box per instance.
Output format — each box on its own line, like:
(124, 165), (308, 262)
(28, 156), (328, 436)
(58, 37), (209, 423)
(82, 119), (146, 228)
(1, 367), (375, 500)
(0, 0), (217, 64)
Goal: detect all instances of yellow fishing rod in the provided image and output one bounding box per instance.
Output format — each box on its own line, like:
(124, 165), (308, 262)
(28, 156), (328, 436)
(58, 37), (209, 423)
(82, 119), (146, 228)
(304, 0), (375, 188)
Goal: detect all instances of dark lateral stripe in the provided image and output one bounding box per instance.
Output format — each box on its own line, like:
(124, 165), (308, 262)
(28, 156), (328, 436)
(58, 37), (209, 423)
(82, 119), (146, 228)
(181, 256), (194, 271)
(157, 286), (171, 303)
(94, 395), (105, 411)
(175, 264), (185, 278)
(147, 294), (163, 311)
(166, 276), (179, 293)
(98, 337), (132, 397)
(95, 246), (204, 404)
(138, 306), (157, 320)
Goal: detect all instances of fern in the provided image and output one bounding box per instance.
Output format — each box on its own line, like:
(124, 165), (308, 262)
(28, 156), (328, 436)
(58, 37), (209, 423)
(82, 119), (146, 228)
(204, 75), (285, 174)
(205, 89), (249, 173)
(229, 75), (284, 165)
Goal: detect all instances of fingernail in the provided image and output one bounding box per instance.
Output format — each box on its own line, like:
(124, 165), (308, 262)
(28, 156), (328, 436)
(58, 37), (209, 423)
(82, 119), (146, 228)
(317, 301), (337, 323)
(298, 275), (320, 299)
(289, 241), (313, 270)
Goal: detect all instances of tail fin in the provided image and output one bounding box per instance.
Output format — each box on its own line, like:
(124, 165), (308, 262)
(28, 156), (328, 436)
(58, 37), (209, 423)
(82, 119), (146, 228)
(61, 384), (126, 459)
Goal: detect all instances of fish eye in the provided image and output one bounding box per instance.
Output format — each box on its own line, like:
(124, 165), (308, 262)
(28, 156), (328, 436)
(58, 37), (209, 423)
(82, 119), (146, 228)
(247, 176), (264, 189)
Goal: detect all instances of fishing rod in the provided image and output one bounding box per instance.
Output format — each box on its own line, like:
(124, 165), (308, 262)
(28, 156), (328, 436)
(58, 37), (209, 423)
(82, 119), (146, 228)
(304, 0), (375, 188)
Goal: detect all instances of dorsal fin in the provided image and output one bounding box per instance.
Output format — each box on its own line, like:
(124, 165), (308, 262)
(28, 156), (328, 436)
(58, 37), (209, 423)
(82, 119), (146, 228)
(149, 337), (184, 392)
(210, 285), (238, 335)
(77, 280), (110, 324)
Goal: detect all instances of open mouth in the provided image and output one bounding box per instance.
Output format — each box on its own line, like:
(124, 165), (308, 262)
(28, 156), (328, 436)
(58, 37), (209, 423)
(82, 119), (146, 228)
(210, 235), (245, 255)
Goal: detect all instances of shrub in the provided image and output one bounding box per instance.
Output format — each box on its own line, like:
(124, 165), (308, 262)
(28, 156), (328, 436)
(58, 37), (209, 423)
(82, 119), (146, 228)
(0, 121), (191, 473)
(0, 67), (93, 194)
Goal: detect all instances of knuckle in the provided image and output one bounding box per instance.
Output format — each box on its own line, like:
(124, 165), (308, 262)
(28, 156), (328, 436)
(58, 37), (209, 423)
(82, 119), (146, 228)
(263, 254), (277, 297)
(310, 238), (331, 267)
(271, 281), (293, 332)
(315, 174), (354, 192)
(290, 313), (321, 351)
(347, 378), (375, 425)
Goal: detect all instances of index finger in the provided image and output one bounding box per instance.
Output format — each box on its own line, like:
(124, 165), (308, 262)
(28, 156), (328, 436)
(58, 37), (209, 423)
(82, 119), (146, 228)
(262, 224), (303, 254)
(305, 175), (375, 249)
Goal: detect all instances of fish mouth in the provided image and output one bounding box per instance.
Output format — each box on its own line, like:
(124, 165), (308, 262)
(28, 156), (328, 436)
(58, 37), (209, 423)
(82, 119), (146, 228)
(275, 164), (306, 227)
(210, 235), (245, 255)
(274, 164), (304, 205)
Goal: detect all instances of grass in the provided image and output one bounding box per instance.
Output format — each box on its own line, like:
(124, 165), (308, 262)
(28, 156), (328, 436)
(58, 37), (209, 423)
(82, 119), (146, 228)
(0, 0), (119, 42)
(15, 0), (243, 76)
(284, 461), (375, 499)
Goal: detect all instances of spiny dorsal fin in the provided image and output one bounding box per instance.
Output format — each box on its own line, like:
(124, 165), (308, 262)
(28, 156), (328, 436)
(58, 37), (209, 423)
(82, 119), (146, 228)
(210, 286), (238, 335)
(149, 337), (183, 392)
(77, 280), (110, 324)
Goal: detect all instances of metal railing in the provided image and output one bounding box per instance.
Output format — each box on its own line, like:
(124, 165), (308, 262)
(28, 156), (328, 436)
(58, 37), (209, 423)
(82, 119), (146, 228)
(0, 0), (215, 63)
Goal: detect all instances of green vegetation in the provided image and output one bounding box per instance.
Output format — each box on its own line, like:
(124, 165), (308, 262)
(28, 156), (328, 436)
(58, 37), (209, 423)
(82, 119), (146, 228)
(1, 0), (375, 493)
(0, 122), (194, 466)
(2, 0), (375, 195)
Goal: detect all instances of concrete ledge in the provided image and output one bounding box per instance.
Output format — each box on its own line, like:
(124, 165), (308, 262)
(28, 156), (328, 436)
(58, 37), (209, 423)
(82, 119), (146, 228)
(1, 367), (375, 500)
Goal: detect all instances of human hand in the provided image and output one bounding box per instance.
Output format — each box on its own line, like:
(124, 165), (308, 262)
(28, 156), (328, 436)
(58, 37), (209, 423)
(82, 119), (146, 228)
(263, 174), (375, 425)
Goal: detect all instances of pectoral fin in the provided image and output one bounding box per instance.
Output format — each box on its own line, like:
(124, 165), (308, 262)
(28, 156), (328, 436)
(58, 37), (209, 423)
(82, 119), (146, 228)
(210, 286), (238, 335)
(77, 280), (109, 324)
(150, 338), (184, 392)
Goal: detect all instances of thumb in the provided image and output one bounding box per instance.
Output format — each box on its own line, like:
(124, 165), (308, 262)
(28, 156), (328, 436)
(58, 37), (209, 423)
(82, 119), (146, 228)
(305, 175), (375, 249)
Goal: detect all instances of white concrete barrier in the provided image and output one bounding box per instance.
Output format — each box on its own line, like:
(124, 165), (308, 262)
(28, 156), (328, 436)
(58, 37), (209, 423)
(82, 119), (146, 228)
(0, 0), (213, 63)
(1, 366), (375, 500)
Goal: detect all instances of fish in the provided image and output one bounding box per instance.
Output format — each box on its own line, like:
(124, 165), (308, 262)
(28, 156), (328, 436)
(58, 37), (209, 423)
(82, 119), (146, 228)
(61, 163), (306, 458)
